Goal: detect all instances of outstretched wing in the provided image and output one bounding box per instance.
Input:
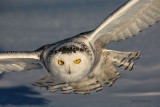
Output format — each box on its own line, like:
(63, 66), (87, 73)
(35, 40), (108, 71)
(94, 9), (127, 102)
(0, 51), (43, 74)
(88, 0), (160, 47)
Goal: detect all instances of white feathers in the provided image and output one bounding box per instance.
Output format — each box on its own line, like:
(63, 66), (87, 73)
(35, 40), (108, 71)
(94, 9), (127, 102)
(49, 51), (93, 83)
(88, 0), (160, 46)
(106, 50), (141, 71)
(0, 52), (40, 59)
(0, 52), (42, 74)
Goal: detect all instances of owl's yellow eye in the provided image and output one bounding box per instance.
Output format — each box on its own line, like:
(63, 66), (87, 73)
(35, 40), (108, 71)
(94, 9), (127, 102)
(58, 60), (64, 65)
(74, 59), (81, 64)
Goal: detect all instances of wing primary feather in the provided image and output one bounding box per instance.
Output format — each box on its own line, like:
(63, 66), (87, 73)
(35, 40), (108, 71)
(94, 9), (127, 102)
(0, 51), (40, 60)
(0, 51), (42, 73)
(88, 0), (140, 42)
(88, 0), (160, 47)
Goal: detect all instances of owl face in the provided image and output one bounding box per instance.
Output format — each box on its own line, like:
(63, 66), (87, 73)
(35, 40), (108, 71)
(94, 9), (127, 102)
(49, 51), (92, 83)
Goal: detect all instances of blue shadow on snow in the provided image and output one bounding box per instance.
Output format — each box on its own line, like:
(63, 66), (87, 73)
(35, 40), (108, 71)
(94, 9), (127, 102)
(0, 86), (49, 105)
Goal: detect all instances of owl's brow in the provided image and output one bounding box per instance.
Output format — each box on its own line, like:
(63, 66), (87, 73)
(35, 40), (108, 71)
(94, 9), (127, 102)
(46, 42), (93, 63)
(54, 45), (84, 54)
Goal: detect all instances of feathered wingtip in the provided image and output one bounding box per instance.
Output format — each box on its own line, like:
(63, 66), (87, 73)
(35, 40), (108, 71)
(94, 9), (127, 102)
(106, 50), (141, 71)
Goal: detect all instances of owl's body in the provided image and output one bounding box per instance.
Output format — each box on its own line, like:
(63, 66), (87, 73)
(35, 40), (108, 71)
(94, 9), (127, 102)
(0, 0), (160, 94)
(32, 31), (140, 94)
(41, 34), (95, 83)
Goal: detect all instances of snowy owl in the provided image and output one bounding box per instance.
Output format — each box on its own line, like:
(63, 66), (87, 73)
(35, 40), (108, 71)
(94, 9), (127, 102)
(0, 0), (160, 94)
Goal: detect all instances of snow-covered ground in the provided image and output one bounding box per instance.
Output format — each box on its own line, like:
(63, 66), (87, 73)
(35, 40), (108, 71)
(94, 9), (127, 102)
(0, 0), (160, 107)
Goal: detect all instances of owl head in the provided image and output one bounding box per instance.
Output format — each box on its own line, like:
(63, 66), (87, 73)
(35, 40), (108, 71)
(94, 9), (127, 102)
(48, 43), (93, 83)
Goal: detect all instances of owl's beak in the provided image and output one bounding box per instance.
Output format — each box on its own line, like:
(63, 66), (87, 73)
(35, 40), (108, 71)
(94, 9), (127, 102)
(68, 67), (71, 74)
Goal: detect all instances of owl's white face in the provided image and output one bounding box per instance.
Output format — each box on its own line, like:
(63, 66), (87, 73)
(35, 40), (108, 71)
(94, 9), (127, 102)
(49, 51), (92, 83)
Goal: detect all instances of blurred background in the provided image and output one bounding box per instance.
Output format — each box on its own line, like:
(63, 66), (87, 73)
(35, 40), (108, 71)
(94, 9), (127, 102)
(0, 0), (160, 107)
